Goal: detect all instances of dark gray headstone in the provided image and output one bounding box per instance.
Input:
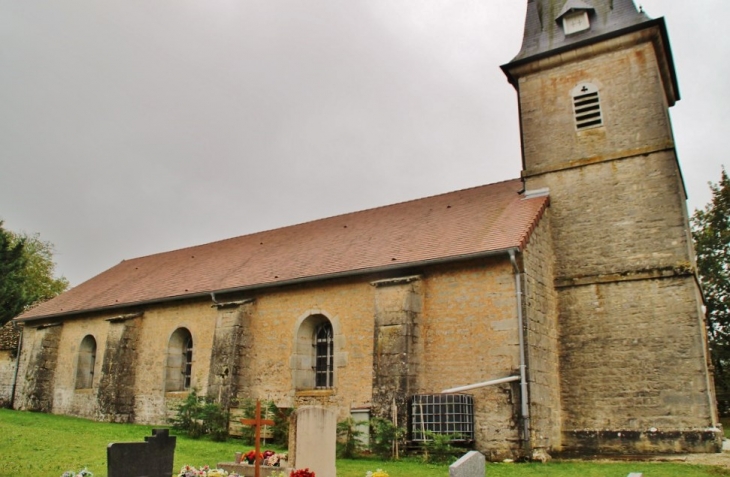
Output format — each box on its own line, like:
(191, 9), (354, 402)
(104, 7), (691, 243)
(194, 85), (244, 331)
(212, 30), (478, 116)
(108, 428), (177, 477)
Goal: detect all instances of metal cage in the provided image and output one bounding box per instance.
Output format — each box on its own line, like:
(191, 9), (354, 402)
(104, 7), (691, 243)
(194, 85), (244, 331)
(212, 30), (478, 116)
(410, 394), (474, 442)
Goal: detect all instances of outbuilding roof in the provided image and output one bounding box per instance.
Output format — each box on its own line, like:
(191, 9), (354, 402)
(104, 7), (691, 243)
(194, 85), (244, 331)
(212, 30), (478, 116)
(17, 178), (548, 322)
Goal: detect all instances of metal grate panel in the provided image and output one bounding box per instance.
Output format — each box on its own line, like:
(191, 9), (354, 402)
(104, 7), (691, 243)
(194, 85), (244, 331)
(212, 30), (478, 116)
(410, 394), (474, 442)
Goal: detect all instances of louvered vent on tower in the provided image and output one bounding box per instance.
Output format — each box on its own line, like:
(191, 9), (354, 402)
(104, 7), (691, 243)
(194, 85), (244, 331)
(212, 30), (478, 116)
(572, 83), (603, 130)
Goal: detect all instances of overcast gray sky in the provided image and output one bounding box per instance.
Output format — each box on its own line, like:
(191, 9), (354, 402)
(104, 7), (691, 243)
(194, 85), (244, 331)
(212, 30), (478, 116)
(1, 1), (727, 287)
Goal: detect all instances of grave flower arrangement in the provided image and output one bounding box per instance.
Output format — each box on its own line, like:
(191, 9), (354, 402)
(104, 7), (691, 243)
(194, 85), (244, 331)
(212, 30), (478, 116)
(177, 464), (231, 476)
(365, 470), (389, 477)
(290, 469), (315, 477)
(242, 449), (286, 466)
(60, 470), (93, 477)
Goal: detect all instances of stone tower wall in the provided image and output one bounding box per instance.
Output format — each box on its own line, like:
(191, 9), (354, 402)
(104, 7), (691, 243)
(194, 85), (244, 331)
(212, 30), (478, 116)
(509, 25), (718, 453)
(522, 209), (562, 452)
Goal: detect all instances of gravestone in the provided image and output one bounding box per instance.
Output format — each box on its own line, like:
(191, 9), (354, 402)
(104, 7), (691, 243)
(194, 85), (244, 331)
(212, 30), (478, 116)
(292, 406), (337, 477)
(449, 450), (486, 477)
(108, 428), (177, 477)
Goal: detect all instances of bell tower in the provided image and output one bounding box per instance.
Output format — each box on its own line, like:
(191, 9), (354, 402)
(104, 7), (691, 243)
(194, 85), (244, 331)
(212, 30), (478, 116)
(502, 0), (720, 454)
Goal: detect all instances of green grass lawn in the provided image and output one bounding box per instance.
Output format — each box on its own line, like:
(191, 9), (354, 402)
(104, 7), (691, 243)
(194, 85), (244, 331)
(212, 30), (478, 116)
(1, 409), (728, 477)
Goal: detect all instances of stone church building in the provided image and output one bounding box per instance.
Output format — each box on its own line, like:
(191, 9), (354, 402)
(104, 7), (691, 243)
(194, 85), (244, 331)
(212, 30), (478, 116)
(5, 0), (721, 459)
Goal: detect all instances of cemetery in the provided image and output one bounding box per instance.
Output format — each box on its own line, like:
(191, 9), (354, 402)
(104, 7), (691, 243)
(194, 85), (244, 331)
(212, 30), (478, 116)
(2, 407), (729, 477)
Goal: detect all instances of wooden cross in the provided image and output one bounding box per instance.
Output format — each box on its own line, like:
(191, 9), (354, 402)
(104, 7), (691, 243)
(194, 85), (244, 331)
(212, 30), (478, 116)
(240, 399), (275, 477)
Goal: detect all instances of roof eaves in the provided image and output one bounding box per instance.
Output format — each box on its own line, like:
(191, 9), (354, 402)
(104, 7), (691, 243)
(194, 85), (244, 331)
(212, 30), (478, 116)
(501, 18), (678, 102)
(14, 246), (521, 323)
(517, 196), (551, 250)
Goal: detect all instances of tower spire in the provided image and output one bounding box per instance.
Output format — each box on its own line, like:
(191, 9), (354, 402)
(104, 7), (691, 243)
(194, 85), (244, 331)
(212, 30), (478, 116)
(512, 0), (650, 62)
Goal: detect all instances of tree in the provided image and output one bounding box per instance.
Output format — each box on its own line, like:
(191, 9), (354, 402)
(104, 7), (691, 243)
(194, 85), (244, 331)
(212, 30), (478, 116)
(0, 222), (69, 325)
(691, 169), (730, 415)
(0, 222), (28, 325)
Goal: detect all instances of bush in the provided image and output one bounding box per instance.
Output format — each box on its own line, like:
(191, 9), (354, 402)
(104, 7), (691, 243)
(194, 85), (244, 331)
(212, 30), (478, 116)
(369, 417), (405, 460)
(420, 431), (460, 464)
(170, 390), (230, 441)
(337, 417), (363, 458)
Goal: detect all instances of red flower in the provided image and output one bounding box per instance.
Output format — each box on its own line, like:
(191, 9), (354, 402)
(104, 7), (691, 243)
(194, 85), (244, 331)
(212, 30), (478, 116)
(290, 469), (315, 477)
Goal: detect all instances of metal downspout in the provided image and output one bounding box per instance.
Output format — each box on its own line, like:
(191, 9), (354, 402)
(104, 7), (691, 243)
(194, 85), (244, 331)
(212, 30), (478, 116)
(509, 249), (531, 456)
(9, 323), (23, 408)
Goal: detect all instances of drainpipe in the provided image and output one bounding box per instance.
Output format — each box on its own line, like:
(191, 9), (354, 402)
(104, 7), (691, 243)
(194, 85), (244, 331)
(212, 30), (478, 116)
(9, 323), (23, 408)
(442, 375), (520, 393)
(509, 249), (531, 456)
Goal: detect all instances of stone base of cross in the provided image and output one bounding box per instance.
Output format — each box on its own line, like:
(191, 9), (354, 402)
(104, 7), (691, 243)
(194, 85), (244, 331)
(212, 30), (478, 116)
(240, 400), (275, 477)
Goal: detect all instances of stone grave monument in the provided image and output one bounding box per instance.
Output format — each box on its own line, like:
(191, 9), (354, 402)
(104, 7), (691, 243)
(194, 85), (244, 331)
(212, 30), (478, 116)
(107, 428), (176, 477)
(449, 450), (485, 477)
(290, 406), (337, 477)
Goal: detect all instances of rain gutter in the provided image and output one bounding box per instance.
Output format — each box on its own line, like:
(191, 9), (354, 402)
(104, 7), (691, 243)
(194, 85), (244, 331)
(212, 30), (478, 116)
(509, 249), (531, 454)
(9, 323), (23, 408)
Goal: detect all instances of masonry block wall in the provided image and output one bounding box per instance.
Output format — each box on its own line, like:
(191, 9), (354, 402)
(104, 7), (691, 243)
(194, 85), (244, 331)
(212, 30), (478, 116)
(133, 299), (217, 424)
(50, 317), (107, 419)
(10, 256), (552, 458)
(509, 25), (719, 452)
(0, 323), (20, 407)
(0, 349), (16, 407)
(208, 301), (250, 409)
(419, 259), (522, 459)
(14, 324), (62, 412)
(98, 315), (142, 422)
(371, 276), (423, 428)
(558, 277), (716, 452)
(522, 210), (562, 452)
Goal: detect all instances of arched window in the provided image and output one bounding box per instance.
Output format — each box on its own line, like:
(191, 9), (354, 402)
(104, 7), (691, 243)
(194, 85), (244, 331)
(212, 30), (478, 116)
(165, 328), (193, 392)
(75, 335), (97, 389)
(571, 82), (603, 130)
(294, 314), (335, 390)
(314, 322), (334, 389)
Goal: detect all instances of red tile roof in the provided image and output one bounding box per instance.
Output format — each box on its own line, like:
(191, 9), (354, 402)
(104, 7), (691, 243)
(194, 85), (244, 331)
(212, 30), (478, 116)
(17, 179), (548, 321)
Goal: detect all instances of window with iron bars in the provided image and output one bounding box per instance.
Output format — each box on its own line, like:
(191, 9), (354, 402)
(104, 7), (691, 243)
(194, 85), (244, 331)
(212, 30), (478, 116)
(314, 323), (334, 388)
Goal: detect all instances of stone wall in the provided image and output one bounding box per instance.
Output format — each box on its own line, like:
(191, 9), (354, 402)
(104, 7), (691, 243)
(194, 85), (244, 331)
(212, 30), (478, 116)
(47, 315), (108, 418)
(508, 24), (719, 453)
(98, 314), (142, 422)
(527, 151), (692, 281)
(132, 299), (218, 424)
(0, 350), (17, 407)
(559, 277), (714, 429)
(522, 210), (561, 453)
(14, 324), (62, 412)
(0, 322), (20, 407)
(10, 257), (526, 457)
(371, 276), (423, 428)
(516, 29), (676, 179)
(208, 300), (252, 409)
(418, 258), (522, 459)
